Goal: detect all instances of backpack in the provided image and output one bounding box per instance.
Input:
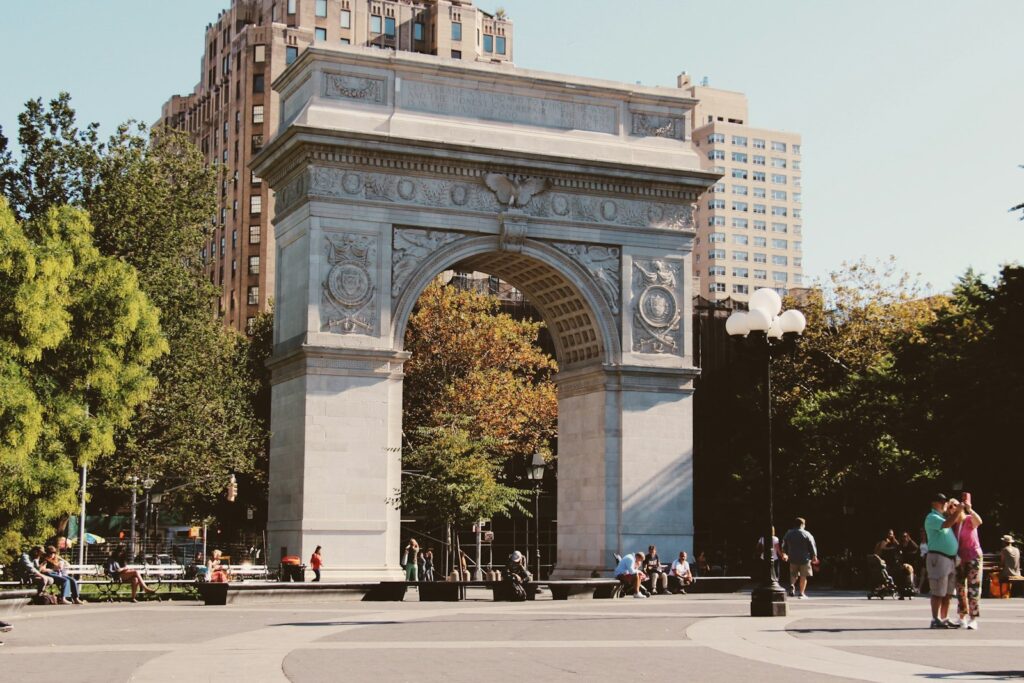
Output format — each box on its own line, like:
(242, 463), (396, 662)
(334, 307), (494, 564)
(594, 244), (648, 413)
(510, 581), (527, 602)
(32, 593), (58, 605)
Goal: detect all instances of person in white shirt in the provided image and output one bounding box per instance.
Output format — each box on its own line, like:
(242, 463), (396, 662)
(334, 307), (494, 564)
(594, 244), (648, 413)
(615, 552), (647, 598)
(669, 551), (695, 594)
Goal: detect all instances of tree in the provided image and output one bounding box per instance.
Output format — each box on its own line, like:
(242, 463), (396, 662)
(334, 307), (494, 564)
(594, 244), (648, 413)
(403, 281), (557, 465)
(0, 200), (165, 557)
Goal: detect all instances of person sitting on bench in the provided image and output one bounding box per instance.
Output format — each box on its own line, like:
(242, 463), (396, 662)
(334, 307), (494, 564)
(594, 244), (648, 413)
(40, 545), (84, 605)
(615, 552), (648, 598)
(17, 547), (53, 594)
(104, 548), (157, 602)
(668, 551), (695, 594)
(505, 551), (532, 601)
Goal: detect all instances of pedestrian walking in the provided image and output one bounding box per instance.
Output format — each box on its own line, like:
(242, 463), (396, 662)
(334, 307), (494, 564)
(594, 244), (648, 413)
(420, 547), (435, 582)
(782, 517), (818, 599)
(953, 494), (983, 629)
(310, 546), (323, 582)
(924, 493), (962, 628)
(402, 539), (420, 582)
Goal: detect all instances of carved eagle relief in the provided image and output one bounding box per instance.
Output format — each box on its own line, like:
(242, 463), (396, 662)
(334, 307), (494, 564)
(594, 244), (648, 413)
(484, 173), (549, 208)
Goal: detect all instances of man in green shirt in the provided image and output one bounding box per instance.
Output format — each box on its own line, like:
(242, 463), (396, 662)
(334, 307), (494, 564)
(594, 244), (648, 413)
(924, 493), (963, 629)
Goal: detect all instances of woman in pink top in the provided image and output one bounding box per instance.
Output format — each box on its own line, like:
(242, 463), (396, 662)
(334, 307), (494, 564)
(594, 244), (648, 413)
(952, 496), (983, 629)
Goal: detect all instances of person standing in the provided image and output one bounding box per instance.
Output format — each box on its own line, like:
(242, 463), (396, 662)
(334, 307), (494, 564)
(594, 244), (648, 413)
(310, 546), (323, 582)
(402, 539), (420, 582)
(756, 527), (785, 582)
(782, 518), (818, 599)
(953, 496), (983, 629)
(420, 547), (435, 582)
(924, 493), (962, 629)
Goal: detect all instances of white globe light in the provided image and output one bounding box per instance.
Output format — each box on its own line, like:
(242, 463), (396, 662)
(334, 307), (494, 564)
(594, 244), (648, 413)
(778, 309), (807, 335)
(749, 288), (782, 317)
(725, 312), (750, 337)
(746, 307), (772, 332)
(767, 318), (783, 339)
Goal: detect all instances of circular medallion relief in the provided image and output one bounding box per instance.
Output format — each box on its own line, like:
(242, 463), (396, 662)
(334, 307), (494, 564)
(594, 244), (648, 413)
(327, 263), (373, 308)
(601, 200), (618, 221)
(639, 285), (677, 328)
(551, 194), (570, 216)
(341, 173), (363, 195)
(397, 178), (416, 200)
(450, 184), (468, 206)
(646, 204), (665, 224)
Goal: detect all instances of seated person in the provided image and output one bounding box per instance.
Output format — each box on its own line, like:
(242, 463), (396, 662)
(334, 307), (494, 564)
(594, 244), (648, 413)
(17, 547), (54, 593)
(1001, 535), (1021, 583)
(643, 545), (668, 595)
(105, 549), (157, 601)
(615, 552), (648, 599)
(40, 545), (84, 605)
(208, 549), (230, 583)
(694, 551), (712, 577)
(506, 550), (532, 584)
(668, 551), (695, 594)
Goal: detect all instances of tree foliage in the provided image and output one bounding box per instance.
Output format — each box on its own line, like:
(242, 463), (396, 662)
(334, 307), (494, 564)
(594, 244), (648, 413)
(0, 200), (165, 556)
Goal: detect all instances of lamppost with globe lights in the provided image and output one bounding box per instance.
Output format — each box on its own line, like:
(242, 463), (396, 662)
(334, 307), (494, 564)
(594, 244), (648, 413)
(526, 451), (547, 580)
(725, 288), (807, 617)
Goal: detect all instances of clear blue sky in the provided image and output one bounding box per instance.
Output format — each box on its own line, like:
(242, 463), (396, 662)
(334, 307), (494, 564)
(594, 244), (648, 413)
(2, 0), (1022, 291)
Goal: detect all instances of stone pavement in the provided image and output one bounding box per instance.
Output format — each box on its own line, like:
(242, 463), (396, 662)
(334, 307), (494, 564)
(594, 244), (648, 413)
(2, 591), (1022, 682)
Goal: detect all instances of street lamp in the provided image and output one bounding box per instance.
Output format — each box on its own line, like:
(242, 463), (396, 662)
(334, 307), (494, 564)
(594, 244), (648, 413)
(526, 450), (546, 580)
(726, 288), (807, 618)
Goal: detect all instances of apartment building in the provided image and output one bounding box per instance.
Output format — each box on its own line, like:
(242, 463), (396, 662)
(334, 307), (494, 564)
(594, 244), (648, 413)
(679, 75), (804, 303)
(159, 0), (513, 333)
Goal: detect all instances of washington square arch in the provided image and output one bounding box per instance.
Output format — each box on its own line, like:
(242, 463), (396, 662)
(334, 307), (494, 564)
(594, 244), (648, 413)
(252, 45), (717, 580)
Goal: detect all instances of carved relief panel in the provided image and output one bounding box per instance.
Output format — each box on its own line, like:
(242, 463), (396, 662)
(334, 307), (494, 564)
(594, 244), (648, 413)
(391, 228), (466, 303)
(630, 259), (684, 355)
(553, 242), (622, 316)
(321, 233), (378, 335)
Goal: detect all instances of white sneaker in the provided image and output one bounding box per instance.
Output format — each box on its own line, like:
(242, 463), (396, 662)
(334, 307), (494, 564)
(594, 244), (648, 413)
(967, 619), (978, 630)
(633, 593), (647, 599)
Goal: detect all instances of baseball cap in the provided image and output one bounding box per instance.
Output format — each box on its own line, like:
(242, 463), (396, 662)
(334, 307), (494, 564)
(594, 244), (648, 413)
(931, 493), (948, 503)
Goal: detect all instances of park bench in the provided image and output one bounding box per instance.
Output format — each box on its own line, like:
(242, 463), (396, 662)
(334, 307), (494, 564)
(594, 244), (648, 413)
(224, 564), (269, 581)
(195, 581), (400, 605)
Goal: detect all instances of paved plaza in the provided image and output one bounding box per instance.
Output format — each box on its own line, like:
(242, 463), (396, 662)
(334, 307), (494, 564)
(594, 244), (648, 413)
(3, 591), (1022, 681)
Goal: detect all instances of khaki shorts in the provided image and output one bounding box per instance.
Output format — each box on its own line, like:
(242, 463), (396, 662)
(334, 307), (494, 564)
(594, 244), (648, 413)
(927, 553), (956, 596)
(790, 562), (813, 578)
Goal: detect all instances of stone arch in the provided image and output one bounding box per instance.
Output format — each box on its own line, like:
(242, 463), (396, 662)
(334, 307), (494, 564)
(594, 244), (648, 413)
(391, 235), (621, 369)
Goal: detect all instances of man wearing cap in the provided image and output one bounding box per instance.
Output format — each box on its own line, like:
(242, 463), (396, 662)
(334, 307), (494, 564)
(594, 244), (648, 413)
(1000, 535), (1021, 585)
(924, 494), (963, 628)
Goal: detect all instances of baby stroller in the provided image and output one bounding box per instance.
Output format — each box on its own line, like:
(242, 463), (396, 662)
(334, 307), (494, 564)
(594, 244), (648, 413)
(866, 554), (911, 600)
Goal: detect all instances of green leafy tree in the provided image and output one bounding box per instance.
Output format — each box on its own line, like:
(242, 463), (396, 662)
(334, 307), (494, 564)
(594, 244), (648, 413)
(0, 200), (166, 557)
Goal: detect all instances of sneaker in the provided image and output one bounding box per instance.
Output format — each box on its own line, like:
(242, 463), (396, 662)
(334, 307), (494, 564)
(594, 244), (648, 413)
(797, 594), (807, 599)
(0, 622), (11, 633)
(633, 592), (647, 599)
(930, 618), (949, 629)
(944, 619), (962, 629)
(786, 586), (795, 597)
(966, 619), (978, 630)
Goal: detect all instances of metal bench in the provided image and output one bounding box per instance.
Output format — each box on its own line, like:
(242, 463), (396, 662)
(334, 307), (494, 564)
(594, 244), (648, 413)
(224, 564), (269, 581)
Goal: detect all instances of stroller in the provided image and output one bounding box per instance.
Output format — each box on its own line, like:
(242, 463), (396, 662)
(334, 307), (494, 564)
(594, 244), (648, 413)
(866, 554), (912, 600)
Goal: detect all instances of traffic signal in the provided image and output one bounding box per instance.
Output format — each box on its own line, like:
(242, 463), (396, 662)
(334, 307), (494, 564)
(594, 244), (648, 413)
(226, 473), (238, 502)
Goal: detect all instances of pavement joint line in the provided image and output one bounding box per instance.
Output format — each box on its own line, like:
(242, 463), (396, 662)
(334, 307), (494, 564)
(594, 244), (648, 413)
(806, 639), (1024, 647)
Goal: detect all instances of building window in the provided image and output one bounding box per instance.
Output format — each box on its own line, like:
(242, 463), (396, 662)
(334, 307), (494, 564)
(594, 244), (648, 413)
(315, 27), (327, 41)
(733, 218), (749, 229)
(754, 236), (767, 247)
(249, 225), (261, 244)
(772, 141), (787, 152)
(252, 105), (264, 124)
(772, 271), (788, 282)
(753, 187), (766, 198)
(754, 220), (766, 231)
(707, 133), (725, 143)
(753, 138), (766, 149)
(253, 74), (265, 93)
(732, 135), (748, 147)
(772, 206), (787, 216)
(771, 157), (787, 168)
(772, 239), (789, 250)
(414, 22), (424, 40)
(254, 45), (266, 63)
(248, 256), (260, 275)
(340, 37), (350, 44)
(708, 216), (726, 227)
(732, 186), (748, 196)
(315, 0), (327, 17)
(246, 317), (256, 334)
(287, 0), (296, 14)
(709, 249), (726, 260)
(731, 152), (748, 163)
(451, 21), (462, 40)
(792, 144), (801, 155)
(732, 202), (748, 212)
(771, 222), (786, 233)
(753, 171), (766, 182)
(484, 34), (493, 52)
(340, 9), (352, 27)
(712, 182), (725, 193)
(232, 229), (238, 248)
(733, 234), (749, 245)
(496, 36), (507, 54)
(451, 50), (462, 59)
(710, 282), (726, 293)
(385, 17), (396, 36)
(794, 257), (803, 268)
(220, 207), (227, 224)
(251, 171), (262, 185)
(772, 190), (788, 201)
(709, 232), (726, 243)
(708, 150), (725, 160)
(731, 169), (748, 180)
(251, 134), (264, 153)
(794, 241), (802, 252)
(752, 155), (765, 165)
(248, 286), (260, 305)
(753, 204), (766, 214)
(250, 195), (262, 214)
(221, 237), (226, 252)
(733, 251), (749, 262)
(733, 284), (749, 294)
(708, 199), (725, 209)
(754, 269), (767, 280)
(371, 14), (382, 33)
(709, 265), (726, 276)
(286, 46), (298, 64)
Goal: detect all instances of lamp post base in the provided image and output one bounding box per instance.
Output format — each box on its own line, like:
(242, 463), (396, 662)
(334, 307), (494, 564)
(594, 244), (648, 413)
(750, 584), (788, 617)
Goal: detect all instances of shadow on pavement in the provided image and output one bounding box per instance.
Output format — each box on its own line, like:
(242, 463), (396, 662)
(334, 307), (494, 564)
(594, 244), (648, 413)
(918, 673), (1024, 681)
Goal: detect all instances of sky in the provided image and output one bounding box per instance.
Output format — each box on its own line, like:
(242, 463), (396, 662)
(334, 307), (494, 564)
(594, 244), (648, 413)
(1, 0), (1022, 292)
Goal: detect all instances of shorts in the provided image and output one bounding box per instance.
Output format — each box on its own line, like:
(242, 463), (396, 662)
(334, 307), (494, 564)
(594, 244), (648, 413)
(790, 562), (813, 578)
(927, 553), (956, 596)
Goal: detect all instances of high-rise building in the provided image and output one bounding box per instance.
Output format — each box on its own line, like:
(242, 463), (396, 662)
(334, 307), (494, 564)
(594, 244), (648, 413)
(159, 0), (513, 333)
(678, 74), (804, 302)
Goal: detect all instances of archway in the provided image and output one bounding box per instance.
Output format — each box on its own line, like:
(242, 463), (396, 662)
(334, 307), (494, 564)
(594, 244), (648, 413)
(254, 46), (711, 579)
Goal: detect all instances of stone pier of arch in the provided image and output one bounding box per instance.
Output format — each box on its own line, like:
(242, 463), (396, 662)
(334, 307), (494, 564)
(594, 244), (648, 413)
(252, 46), (716, 580)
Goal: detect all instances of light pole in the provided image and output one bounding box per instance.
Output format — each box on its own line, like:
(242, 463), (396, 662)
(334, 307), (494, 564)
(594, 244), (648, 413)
(526, 450), (546, 580)
(725, 288), (807, 618)
(129, 477), (138, 559)
(141, 478), (154, 562)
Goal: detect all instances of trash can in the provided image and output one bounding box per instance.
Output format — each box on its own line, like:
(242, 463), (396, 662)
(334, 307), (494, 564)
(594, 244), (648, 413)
(280, 556), (305, 582)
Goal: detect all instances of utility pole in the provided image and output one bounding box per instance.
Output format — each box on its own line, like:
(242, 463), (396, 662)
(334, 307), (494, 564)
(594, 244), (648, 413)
(77, 464), (87, 565)
(129, 477), (138, 558)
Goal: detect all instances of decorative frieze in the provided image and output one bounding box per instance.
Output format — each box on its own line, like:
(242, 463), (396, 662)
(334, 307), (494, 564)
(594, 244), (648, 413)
(632, 113), (685, 140)
(400, 79), (617, 134)
(553, 242), (621, 315)
(631, 259), (683, 355)
(299, 164), (695, 232)
(322, 233), (377, 335)
(391, 228), (466, 302)
(323, 73), (386, 104)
